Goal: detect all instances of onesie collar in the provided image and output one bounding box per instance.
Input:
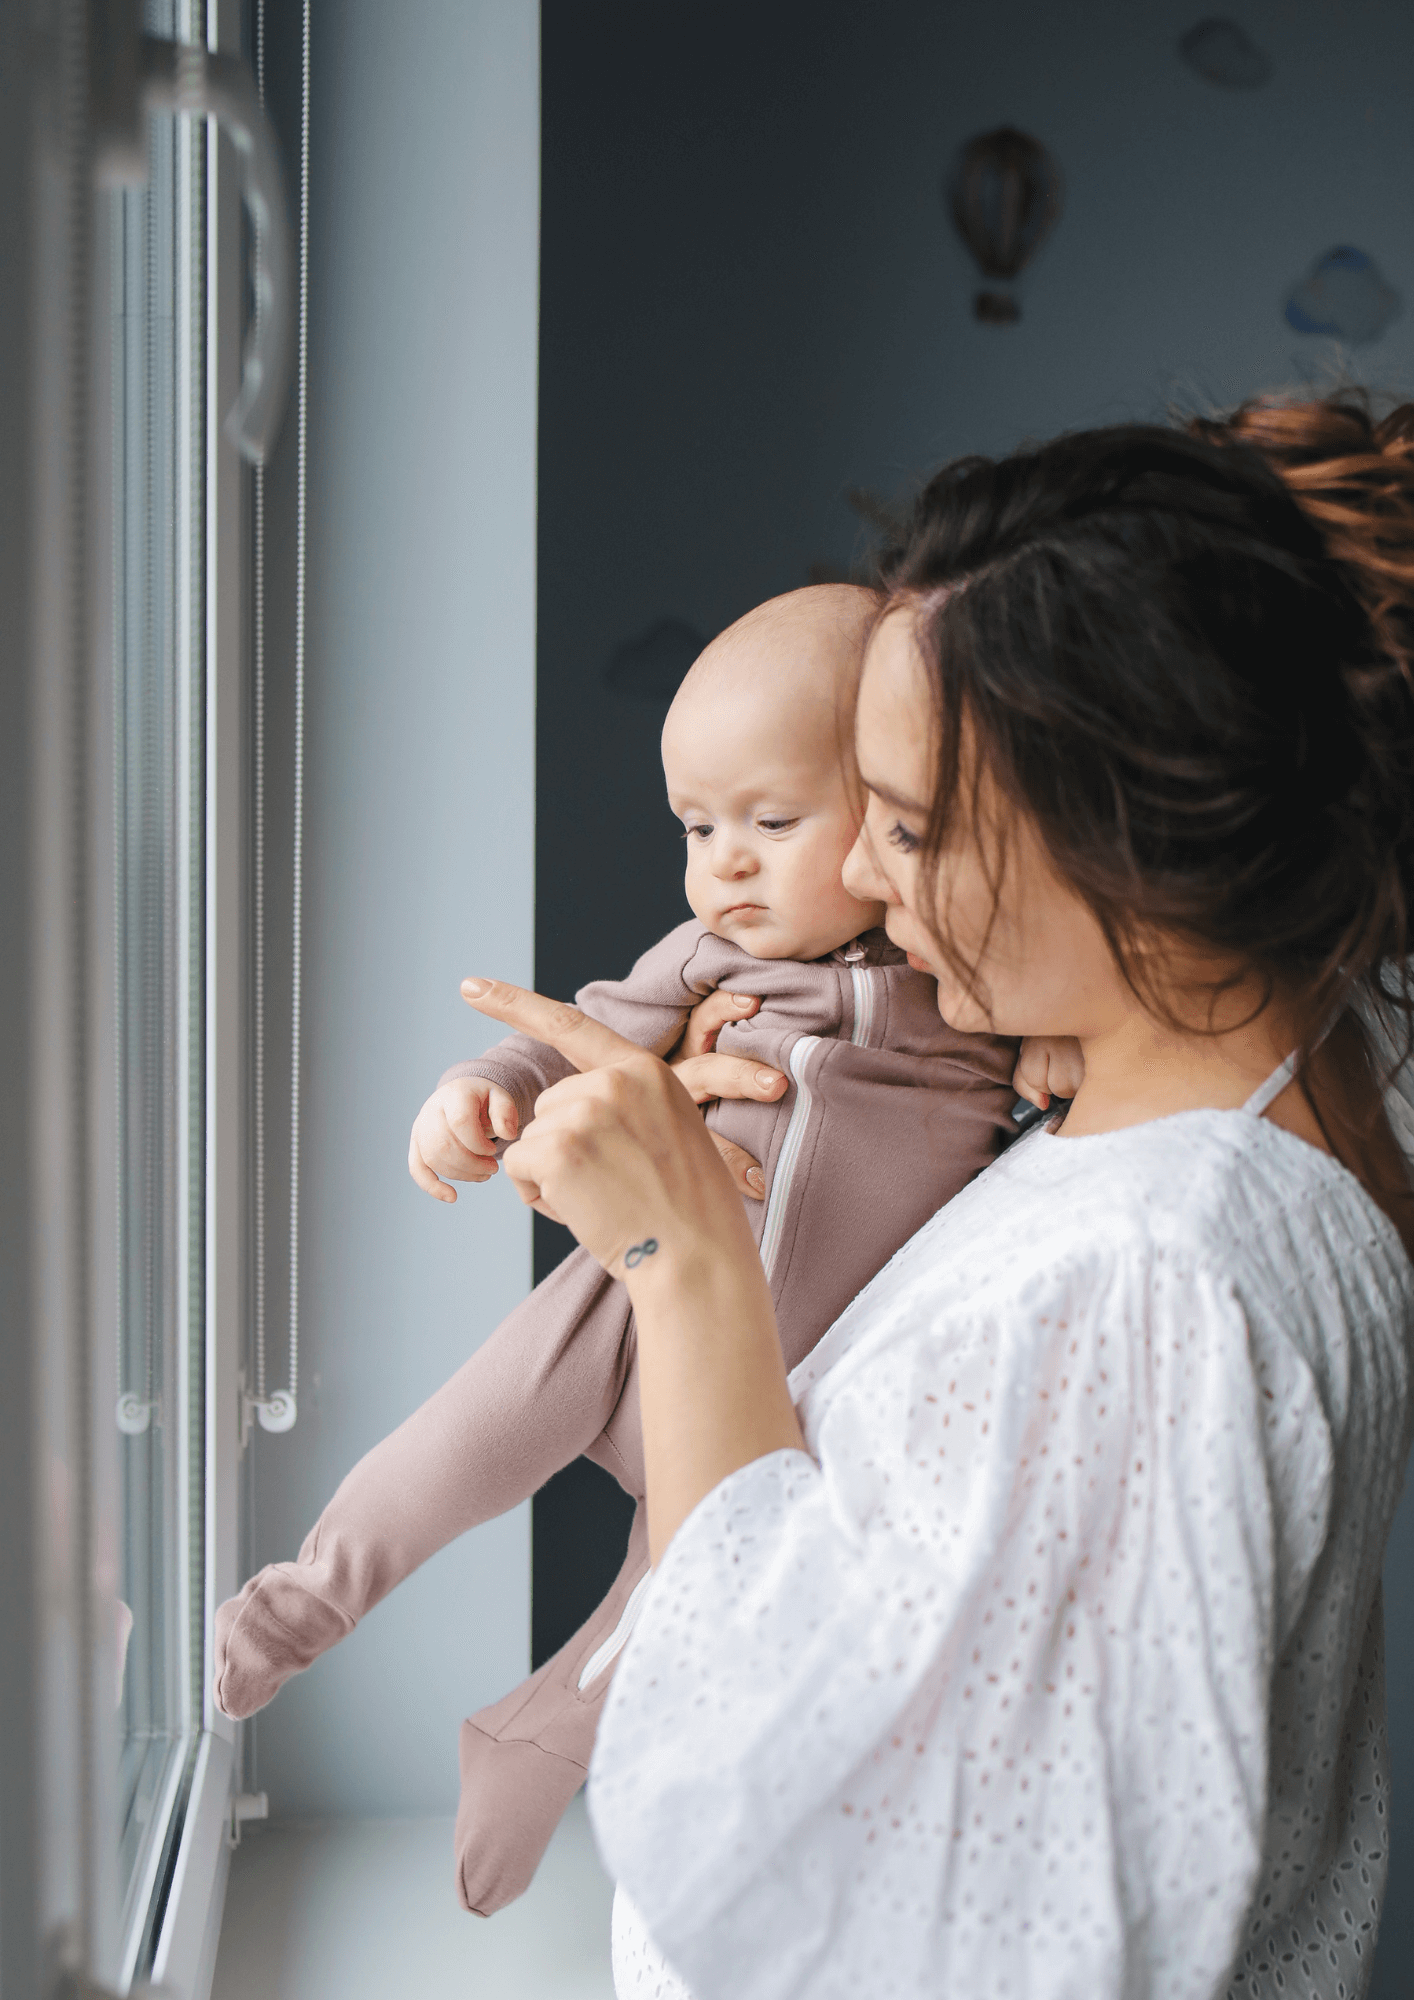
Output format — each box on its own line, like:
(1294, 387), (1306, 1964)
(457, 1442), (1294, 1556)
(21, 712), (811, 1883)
(825, 928), (907, 969)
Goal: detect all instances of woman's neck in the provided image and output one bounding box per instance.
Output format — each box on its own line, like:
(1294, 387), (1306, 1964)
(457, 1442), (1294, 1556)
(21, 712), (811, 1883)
(1060, 992), (1325, 1148)
(1062, 991), (1414, 1262)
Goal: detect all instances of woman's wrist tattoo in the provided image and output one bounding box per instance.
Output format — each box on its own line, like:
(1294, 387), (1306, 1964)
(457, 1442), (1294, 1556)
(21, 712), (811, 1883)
(624, 1238), (659, 1269)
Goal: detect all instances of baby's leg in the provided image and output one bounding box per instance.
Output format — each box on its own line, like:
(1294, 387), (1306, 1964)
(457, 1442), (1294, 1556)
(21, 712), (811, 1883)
(454, 1502), (650, 1915)
(213, 1249), (635, 1719)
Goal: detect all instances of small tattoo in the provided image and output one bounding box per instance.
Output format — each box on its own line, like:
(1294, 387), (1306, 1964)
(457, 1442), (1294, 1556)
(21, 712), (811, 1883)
(624, 1238), (659, 1268)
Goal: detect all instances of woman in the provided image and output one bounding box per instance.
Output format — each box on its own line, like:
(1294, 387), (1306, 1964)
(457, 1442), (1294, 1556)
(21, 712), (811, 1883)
(466, 394), (1414, 1999)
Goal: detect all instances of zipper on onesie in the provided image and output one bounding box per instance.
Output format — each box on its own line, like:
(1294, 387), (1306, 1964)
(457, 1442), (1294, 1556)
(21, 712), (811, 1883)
(577, 1568), (654, 1689)
(758, 1034), (822, 1282)
(833, 937), (878, 1050)
(849, 965), (877, 1047)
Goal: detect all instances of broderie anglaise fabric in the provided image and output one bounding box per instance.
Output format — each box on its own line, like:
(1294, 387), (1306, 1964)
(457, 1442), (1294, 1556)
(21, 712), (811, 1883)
(590, 1112), (1414, 2000)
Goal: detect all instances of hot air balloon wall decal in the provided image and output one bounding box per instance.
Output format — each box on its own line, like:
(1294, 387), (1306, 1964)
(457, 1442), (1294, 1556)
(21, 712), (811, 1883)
(948, 128), (1064, 325)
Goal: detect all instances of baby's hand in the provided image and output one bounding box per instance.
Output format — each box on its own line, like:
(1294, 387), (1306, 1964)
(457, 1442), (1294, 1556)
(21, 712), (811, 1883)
(1013, 1036), (1085, 1110)
(408, 1078), (519, 1203)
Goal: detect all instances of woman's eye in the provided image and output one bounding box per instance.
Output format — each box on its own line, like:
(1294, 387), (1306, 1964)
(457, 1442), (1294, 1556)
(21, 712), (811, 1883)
(887, 821), (921, 854)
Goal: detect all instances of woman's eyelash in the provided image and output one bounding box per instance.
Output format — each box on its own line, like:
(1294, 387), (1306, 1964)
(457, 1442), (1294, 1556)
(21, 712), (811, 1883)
(888, 821), (922, 854)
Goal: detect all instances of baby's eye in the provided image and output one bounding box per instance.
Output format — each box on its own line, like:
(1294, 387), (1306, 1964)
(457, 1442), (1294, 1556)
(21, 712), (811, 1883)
(887, 821), (922, 854)
(758, 817), (799, 834)
(682, 823), (713, 841)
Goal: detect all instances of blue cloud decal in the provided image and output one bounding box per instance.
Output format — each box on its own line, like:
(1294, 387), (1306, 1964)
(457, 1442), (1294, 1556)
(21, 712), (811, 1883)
(1179, 18), (1272, 88)
(1285, 247), (1402, 346)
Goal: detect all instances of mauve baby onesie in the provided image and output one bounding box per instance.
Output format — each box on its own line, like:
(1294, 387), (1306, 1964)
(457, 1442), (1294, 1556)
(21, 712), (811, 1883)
(212, 919), (1019, 1914)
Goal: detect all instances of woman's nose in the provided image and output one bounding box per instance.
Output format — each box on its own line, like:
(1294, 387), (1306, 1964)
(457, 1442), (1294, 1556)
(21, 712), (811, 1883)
(842, 822), (893, 903)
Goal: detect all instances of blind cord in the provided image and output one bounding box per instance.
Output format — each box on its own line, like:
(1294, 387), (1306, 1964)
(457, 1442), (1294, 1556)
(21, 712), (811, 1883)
(248, 0), (306, 1437)
(253, 472), (266, 1405)
(288, 0), (310, 1420)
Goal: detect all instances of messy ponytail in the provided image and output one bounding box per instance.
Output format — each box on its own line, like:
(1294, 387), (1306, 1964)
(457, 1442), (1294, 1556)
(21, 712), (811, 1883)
(1190, 391), (1414, 1072)
(884, 389), (1414, 1097)
(1189, 393), (1414, 692)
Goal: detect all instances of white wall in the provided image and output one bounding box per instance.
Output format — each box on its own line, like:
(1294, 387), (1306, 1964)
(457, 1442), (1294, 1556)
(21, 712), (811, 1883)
(247, 0), (540, 1819)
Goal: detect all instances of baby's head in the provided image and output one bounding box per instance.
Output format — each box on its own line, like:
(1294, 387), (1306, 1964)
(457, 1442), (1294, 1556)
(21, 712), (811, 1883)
(661, 584), (887, 960)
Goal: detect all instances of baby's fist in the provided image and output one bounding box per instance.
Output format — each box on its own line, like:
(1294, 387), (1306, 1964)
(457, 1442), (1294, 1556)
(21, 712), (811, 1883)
(408, 1078), (519, 1203)
(1013, 1036), (1085, 1110)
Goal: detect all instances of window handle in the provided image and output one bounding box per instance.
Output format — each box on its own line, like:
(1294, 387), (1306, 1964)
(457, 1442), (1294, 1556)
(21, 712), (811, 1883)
(137, 38), (294, 465)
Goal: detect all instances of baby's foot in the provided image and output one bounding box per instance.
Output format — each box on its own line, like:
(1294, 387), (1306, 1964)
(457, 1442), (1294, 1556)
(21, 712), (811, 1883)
(212, 1565), (354, 1719)
(455, 1718), (588, 1916)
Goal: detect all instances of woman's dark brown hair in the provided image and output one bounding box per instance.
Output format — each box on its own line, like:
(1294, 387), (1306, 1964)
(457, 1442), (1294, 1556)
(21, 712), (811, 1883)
(882, 391), (1414, 1191)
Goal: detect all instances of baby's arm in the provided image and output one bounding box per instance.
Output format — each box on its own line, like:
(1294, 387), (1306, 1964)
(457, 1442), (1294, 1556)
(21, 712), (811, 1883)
(570, 918), (717, 1050)
(410, 921), (718, 1201)
(409, 1036), (582, 1201)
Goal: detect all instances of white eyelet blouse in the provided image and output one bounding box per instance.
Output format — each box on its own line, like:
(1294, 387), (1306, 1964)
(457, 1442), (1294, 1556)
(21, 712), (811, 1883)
(589, 1101), (1414, 2000)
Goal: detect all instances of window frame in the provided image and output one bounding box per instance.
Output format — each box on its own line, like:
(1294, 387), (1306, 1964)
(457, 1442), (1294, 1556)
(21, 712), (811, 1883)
(93, 0), (254, 1987)
(143, 5), (251, 1988)
(0, 3), (256, 1991)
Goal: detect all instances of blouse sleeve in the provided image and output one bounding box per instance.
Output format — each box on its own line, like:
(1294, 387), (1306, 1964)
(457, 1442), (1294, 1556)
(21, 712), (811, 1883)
(587, 1247), (1334, 2000)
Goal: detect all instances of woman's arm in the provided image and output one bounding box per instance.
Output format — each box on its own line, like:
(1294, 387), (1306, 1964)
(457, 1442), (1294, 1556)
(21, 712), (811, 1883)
(630, 1218), (805, 1562)
(460, 978), (805, 1560)
(585, 1249), (1290, 2000)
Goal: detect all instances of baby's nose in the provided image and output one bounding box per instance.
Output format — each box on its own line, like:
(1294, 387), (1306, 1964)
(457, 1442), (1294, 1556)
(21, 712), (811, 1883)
(711, 842), (758, 880)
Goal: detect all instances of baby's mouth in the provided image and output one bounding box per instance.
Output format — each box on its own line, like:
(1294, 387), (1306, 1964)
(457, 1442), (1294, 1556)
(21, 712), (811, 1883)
(720, 902), (766, 917)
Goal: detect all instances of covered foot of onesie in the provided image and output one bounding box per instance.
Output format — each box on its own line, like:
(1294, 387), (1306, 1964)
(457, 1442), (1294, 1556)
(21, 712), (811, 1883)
(455, 1508), (649, 1915)
(456, 1714), (592, 1916)
(213, 1564), (354, 1719)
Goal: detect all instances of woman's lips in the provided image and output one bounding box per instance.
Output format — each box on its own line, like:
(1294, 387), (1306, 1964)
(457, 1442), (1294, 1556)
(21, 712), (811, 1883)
(905, 950), (933, 972)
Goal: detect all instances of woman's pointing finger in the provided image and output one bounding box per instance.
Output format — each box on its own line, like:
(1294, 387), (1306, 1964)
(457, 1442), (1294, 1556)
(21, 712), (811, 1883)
(460, 977), (641, 1074)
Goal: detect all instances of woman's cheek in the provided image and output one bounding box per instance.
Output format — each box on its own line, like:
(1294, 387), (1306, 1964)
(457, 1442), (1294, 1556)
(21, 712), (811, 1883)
(932, 973), (992, 1033)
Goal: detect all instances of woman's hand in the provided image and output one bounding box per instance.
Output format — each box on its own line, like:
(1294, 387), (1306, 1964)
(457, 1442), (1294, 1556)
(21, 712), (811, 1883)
(460, 979), (758, 1272)
(460, 976), (804, 1559)
(670, 986), (759, 1062)
(667, 988), (779, 1199)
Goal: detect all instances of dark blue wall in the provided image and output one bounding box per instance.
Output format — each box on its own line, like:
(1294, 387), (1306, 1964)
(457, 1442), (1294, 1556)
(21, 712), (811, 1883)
(537, 0), (1414, 989)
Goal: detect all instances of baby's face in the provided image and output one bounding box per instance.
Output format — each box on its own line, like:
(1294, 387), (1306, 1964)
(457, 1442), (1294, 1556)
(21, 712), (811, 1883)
(663, 686), (887, 961)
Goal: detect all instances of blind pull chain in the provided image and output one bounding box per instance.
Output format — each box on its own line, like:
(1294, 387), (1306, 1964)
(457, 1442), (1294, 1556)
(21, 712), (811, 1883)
(246, 0), (309, 1442)
(109, 26), (293, 1444)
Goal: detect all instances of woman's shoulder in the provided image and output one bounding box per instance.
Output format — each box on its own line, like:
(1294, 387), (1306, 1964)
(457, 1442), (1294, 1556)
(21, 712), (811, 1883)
(851, 1106), (1414, 1353)
(799, 1107), (1413, 1461)
(991, 1106), (1405, 1267)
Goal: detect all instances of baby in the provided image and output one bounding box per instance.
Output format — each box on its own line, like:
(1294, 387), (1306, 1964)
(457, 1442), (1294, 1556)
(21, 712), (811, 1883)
(212, 584), (1028, 1916)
